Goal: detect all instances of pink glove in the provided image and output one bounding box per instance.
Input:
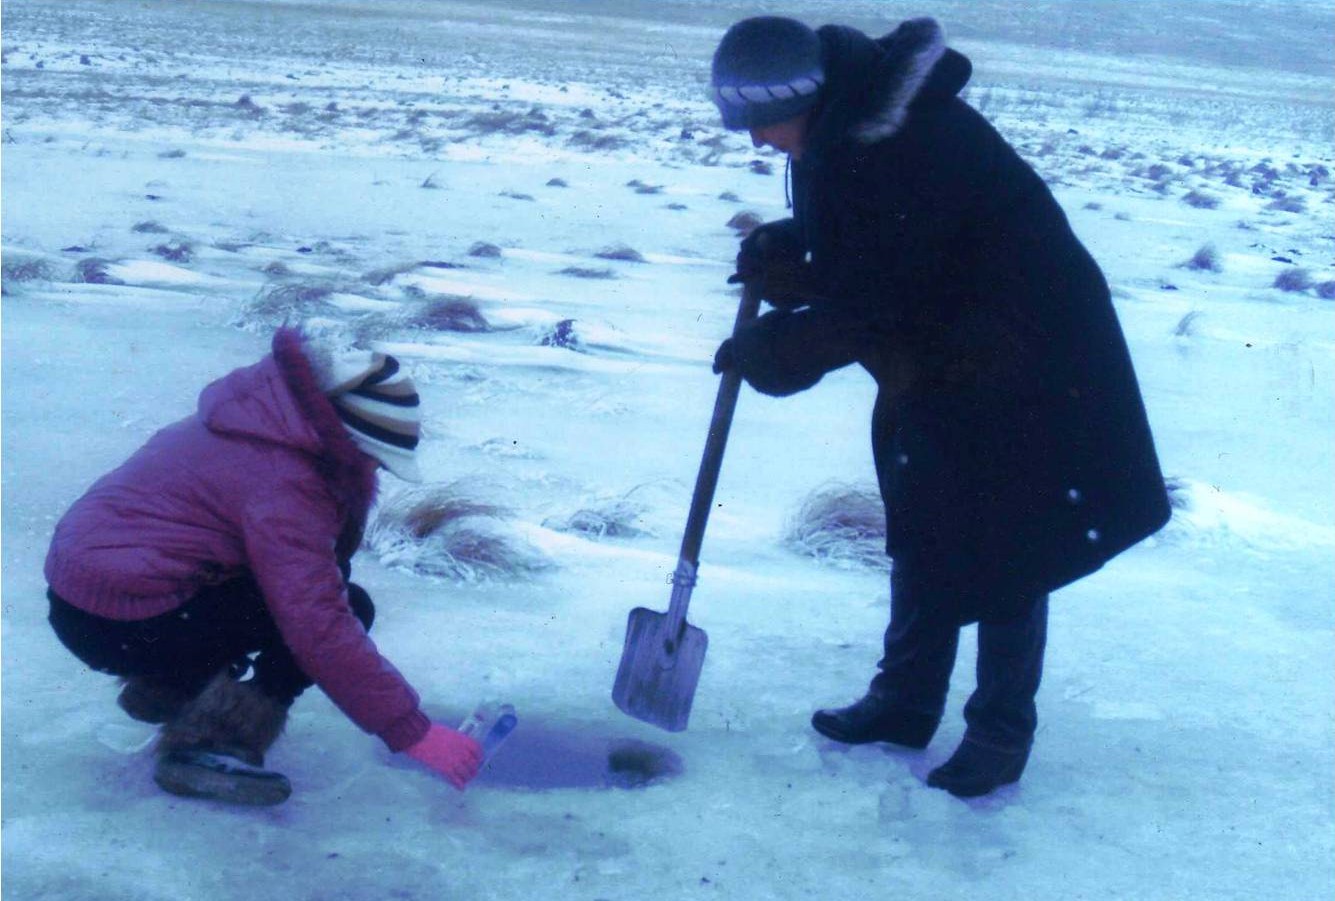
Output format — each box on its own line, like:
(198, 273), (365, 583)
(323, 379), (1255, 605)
(404, 724), (484, 790)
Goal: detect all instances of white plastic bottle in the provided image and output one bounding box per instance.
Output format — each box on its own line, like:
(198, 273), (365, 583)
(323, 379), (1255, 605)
(457, 702), (518, 761)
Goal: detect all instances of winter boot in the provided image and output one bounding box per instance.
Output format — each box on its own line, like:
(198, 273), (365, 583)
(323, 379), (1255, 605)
(153, 672), (292, 806)
(926, 737), (1030, 798)
(117, 676), (195, 724)
(811, 692), (939, 749)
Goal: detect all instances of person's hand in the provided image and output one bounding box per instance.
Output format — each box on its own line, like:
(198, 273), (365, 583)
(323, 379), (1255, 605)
(712, 338), (737, 375)
(727, 218), (804, 286)
(404, 723), (484, 790)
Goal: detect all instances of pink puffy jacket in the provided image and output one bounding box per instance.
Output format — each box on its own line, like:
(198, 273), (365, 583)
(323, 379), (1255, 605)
(44, 328), (430, 751)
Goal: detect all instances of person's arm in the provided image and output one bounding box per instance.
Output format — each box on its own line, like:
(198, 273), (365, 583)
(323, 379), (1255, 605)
(241, 480), (429, 750)
(714, 307), (864, 397)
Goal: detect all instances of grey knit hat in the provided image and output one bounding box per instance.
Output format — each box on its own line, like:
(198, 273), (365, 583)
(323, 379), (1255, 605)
(710, 17), (824, 131)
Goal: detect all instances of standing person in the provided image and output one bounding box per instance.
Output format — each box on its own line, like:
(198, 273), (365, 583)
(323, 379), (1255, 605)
(708, 17), (1169, 798)
(44, 327), (483, 805)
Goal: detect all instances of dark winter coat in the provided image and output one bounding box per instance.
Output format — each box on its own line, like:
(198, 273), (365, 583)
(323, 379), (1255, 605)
(733, 19), (1170, 619)
(44, 328), (430, 750)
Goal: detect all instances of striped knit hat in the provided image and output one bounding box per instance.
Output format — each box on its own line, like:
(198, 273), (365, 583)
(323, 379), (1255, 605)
(308, 343), (422, 482)
(710, 17), (824, 131)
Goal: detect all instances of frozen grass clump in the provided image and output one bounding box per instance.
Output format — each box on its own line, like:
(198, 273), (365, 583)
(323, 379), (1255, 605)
(1165, 476), (1190, 511)
(1173, 310), (1203, 338)
(1315, 281), (1335, 301)
(558, 266), (615, 280)
(400, 295), (489, 333)
(466, 109), (555, 137)
(362, 262), (419, 286)
(234, 282), (339, 329)
(784, 482), (889, 571)
(151, 240), (194, 263)
(543, 487), (656, 540)
(625, 179), (662, 195)
(1273, 268), (1312, 293)
(73, 257), (123, 285)
(536, 318), (582, 350)
(1264, 196), (1306, 214)
(1181, 244), (1221, 272)
(546, 177), (569, 188)
(594, 244), (645, 263)
(366, 483), (552, 583)
(726, 211), (763, 234)
(132, 220), (169, 234)
(2, 253), (57, 284)
(468, 242), (502, 259)
(1182, 190), (1221, 210)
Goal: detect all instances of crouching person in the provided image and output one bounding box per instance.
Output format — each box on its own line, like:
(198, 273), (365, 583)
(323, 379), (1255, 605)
(44, 327), (482, 805)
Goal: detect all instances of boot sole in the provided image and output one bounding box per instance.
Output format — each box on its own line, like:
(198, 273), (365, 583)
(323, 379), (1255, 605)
(154, 749), (292, 806)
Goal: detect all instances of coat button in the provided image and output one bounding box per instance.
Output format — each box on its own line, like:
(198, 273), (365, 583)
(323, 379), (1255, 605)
(897, 453), (909, 466)
(1086, 528), (1101, 543)
(1067, 488), (1082, 504)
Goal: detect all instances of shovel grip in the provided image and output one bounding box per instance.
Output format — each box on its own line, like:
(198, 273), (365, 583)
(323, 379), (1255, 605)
(679, 281), (762, 567)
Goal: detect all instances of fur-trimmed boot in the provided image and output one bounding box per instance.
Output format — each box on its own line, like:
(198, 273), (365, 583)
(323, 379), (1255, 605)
(153, 672), (292, 806)
(117, 676), (195, 724)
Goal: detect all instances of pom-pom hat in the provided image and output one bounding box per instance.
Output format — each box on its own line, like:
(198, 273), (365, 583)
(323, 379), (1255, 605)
(710, 17), (824, 131)
(303, 338), (423, 482)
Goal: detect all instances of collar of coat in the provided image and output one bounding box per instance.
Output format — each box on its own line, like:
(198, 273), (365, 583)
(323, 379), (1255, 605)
(272, 327), (379, 521)
(807, 18), (971, 154)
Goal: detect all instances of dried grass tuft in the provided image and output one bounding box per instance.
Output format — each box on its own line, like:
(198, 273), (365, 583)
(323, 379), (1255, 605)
(1273, 268), (1312, 293)
(401, 295), (490, 333)
(726, 211), (763, 234)
(543, 486), (657, 540)
(366, 483), (552, 582)
(594, 244), (645, 263)
(784, 483), (889, 571)
(2, 254), (57, 283)
(73, 257), (123, 285)
(235, 282), (339, 329)
(1181, 244), (1221, 272)
(468, 242), (502, 259)
(557, 266), (615, 280)
(1182, 190), (1221, 210)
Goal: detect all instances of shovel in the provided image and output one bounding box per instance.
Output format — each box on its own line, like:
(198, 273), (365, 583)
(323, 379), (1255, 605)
(613, 281), (762, 731)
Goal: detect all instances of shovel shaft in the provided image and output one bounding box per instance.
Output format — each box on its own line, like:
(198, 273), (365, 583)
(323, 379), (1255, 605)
(678, 282), (762, 568)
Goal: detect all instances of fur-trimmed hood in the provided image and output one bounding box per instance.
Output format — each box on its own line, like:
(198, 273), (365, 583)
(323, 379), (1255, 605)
(199, 327), (378, 527)
(807, 18), (971, 154)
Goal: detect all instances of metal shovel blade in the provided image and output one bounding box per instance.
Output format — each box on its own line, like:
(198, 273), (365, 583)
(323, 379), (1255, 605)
(612, 605), (708, 732)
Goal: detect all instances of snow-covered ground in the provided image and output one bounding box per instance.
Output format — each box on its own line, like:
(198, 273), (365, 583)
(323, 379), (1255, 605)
(3, 1), (1333, 898)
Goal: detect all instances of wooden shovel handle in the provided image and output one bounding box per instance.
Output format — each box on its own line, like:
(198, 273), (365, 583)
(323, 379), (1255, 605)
(678, 281), (762, 567)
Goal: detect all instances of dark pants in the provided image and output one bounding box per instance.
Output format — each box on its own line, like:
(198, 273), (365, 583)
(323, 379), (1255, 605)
(871, 561), (1048, 752)
(48, 578), (375, 706)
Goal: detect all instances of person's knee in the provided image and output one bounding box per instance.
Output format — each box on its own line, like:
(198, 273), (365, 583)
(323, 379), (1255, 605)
(346, 583), (376, 632)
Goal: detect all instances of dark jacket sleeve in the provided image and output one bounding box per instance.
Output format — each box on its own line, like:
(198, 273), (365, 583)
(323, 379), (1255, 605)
(732, 308), (863, 397)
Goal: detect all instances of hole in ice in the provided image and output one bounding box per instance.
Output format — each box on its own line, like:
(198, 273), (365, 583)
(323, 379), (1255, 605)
(470, 717), (684, 790)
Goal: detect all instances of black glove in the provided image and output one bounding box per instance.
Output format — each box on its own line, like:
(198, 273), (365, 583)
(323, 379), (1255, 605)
(728, 218), (804, 284)
(727, 219), (822, 309)
(711, 310), (860, 397)
(712, 338), (737, 375)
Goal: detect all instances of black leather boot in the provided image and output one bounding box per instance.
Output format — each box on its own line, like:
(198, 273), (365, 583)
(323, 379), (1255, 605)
(810, 693), (939, 749)
(926, 738), (1030, 798)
